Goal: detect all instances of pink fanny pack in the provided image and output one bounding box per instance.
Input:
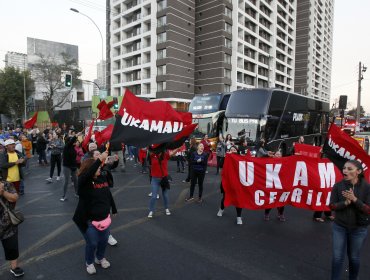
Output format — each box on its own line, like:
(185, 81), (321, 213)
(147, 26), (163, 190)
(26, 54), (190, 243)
(91, 214), (111, 231)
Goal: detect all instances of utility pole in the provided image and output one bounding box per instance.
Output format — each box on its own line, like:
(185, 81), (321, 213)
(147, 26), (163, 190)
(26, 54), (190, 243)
(357, 62), (367, 125)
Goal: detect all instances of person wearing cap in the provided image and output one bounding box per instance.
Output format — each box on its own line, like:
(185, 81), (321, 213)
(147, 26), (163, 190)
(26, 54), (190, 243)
(46, 134), (64, 183)
(81, 142), (98, 163)
(0, 139), (26, 195)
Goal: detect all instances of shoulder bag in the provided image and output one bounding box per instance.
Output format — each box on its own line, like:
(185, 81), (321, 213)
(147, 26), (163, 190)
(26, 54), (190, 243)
(0, 198), (24, 226)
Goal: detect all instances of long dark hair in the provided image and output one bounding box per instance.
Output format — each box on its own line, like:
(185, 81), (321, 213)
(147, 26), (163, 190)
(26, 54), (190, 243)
(78, 158), (96, 176)
(345, 160), (365, 180)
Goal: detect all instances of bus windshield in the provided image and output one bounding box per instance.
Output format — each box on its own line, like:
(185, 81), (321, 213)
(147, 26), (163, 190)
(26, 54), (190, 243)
(189, 94), (222, 114)
(223, 118), (259, 142)
(192, 117), (216, 138)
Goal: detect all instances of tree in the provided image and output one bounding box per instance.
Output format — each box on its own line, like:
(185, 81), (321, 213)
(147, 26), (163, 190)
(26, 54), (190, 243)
(0, 67), (35, 121)
(347, 106), (365, 118)
(32, 53), (81, 122)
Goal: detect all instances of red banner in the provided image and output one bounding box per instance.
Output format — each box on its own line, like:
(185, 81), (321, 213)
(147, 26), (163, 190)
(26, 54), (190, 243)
(24, 112), (38, 129)
(294, 143), (322, 158)
(222, 154), (343, 211)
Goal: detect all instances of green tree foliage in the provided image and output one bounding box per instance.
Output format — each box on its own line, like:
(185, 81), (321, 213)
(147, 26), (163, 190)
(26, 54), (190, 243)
(32, 52), (81, 121)
(0, 67), (35, 120)
(347, 106), (365, 118)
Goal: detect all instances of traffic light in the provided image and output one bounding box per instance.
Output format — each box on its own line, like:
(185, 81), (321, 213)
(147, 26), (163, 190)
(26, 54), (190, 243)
(65, 73), (72, 88)
(113, 97), (119, 110)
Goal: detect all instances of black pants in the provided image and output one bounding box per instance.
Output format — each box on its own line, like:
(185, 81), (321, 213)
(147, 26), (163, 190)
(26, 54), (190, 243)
(190, 170), (206, 198)
(220, 194), (242, 217)
(265, 207), (285, 215)
(313, 211), (332, 218)
(216, 156), (224, 174)
(176, 156), (185, 171)
(1, 232), (19, 260)
(185, 163), (192, 182)
(32, 142), (37, 155)
(38, 150), (47, 164)
(50, 154), (62, 177)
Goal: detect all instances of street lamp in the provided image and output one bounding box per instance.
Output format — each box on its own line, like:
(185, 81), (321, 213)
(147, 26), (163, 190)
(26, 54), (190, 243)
(70, 8), (105, 89)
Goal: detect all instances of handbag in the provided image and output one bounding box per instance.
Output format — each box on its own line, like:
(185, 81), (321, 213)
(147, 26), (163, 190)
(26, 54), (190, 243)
(158, 153), (170, 190)
(0, 199), (24, 226)
(91, 214), (111, 231)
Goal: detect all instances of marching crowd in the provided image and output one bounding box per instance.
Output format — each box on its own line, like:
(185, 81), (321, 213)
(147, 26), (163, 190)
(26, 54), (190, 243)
(0, 125), (369, 279)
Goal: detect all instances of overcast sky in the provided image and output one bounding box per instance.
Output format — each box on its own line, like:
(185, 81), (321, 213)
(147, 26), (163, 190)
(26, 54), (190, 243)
(0, 0), (369, 113)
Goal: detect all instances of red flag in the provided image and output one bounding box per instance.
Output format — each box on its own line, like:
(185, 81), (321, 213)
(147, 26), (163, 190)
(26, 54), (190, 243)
(82, 119), (95, 151)
(97, 100), (114, 120)
(110, 89), (195, 148)
(24, 112), (38, 129)
(95, 125), (114, 146)
(323, 124), (370, 181)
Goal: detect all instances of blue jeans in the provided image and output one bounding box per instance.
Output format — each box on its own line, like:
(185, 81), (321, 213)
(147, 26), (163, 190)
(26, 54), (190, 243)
(82, 223), (110, 265)
(331, 222), (368, 280)
(149, 177), (169, 212)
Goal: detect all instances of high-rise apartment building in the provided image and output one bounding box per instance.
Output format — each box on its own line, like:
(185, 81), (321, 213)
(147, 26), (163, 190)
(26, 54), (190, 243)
(4, 52), (27, 71)
(294, 0), (334, 102)
(93, 60), (107, 96)
(108, 0), (331, 101)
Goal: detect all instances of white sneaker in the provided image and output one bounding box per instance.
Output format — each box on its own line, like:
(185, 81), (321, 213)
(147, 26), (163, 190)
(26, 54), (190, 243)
(46, 177), (52, 183)
(56, 176), (60, 181)
(165, 209), (171, 216)
(95, 257), (110, 269)
(108, 235), (118, 246)
(148, 211), (153, 218)
(60, 197), (67, 202)
(156, 194), (160, 199)
(217, 209), (224, 217)
(236, 217), (243, 225)
(86, 263), (96, 274)
(148, 192), (152, 197)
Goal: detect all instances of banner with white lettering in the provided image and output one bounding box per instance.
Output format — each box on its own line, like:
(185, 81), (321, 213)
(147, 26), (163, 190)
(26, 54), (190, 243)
(323, 124), (370, 181)
(222, 154), (343, 211)
(110, 89), (197, 148)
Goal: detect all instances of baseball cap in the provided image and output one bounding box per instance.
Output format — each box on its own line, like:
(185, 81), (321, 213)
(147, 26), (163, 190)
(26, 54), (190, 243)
(4, 139), (15, 146)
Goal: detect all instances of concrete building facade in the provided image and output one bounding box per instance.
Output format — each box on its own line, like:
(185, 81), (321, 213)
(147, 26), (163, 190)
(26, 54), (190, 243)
(4, 51), (27, 71)
(108, 0), (332, 102)
(294, 0), (334, 102)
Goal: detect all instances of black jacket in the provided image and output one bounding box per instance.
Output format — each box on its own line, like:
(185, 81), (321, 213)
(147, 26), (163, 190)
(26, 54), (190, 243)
(330, 179), (370, 228)
(0, 150), (26, 181)
(73, 159), (117, 232)
(62, 136), (77, 168)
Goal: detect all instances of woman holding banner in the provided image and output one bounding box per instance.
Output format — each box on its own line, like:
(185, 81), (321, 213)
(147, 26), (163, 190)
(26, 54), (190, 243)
(216, 145), (243, 225)
(264, 151), (286, 222)
(329, 160), (370, 280)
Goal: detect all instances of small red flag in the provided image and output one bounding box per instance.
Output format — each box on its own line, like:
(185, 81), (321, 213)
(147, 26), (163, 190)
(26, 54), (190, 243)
(24, 112), (38, 129)
(95, 125), (114, 146)
(82, 119), (95, 151)
(97, 100), (114, 120)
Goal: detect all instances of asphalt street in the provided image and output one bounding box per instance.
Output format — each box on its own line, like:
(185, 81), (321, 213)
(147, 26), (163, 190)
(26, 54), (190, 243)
(0, 157), (369, 280)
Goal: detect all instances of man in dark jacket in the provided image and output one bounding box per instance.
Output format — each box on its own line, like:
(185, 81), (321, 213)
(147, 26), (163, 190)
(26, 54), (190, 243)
(0, 139), (26, 194)
(61, 135), (79, 201)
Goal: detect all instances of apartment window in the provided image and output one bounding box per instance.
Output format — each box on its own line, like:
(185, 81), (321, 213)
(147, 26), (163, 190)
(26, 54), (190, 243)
(157, 48), (167, 59)
(157, 32), (167, 43)
(225, 38), (232, 48)
(225, 22), (232, 33)
(157, 16), (167, 27)
(157, 0), (167, 12)
(225, 7), (232, 17)
(224, 69), (231, 79)
(157, 64), (166, 75)
(224, 53), (231, 64)
(157, 81), (166, 92)
(224, 84), (231, 92)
